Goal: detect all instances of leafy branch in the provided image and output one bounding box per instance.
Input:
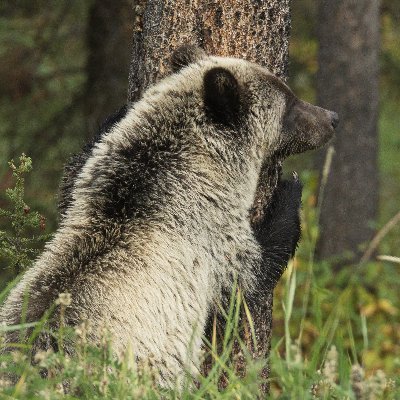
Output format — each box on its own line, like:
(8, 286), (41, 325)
(0, 154), (49, 276)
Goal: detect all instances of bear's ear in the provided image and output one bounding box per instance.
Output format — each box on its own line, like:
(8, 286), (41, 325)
(203, 67), (243, 127)
(171, 45), (207, 72)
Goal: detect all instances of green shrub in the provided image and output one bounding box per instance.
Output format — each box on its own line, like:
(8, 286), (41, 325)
(0, 154), (48, 277)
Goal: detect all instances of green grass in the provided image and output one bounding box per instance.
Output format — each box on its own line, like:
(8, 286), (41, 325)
(269, 166), (400, 398)
(0, 262), (399, 398)
(0, 285), (265, 399)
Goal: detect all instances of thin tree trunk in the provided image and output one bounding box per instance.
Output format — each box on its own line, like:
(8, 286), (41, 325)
(316, 0), (380, 264)
(84, 0), (133, 136)
(127, 0), (291, 390)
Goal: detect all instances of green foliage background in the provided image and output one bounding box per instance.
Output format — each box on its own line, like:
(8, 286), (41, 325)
(0, 1), (90, 231)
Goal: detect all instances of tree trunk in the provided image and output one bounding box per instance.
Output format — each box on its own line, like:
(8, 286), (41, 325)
(128, 1), (290, 102)
(84, 0), (133, 136)
(316, 0), (380, 263)
(127, 0), (291, 391)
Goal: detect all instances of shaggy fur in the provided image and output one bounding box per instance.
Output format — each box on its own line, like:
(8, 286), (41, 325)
(0, 46), (337, 387)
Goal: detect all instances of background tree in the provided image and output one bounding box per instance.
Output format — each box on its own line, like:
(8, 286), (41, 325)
(315, 0), (380, 263)
(84, 0), (133, 135)
(128, 0), (291, 387)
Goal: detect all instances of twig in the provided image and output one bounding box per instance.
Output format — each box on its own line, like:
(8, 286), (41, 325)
(376, 255), (400, 265)
(297, 145), (334, 345)
(359, 210), (400, 264)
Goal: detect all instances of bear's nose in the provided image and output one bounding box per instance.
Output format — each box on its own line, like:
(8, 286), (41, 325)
(331, 112), (339, 129)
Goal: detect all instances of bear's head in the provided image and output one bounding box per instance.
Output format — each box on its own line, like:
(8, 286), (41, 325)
(169, 45), (337, 161)
(59, 45), (338, 223)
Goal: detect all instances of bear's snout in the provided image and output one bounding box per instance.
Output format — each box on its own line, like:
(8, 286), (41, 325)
(280, 98), (337, 156)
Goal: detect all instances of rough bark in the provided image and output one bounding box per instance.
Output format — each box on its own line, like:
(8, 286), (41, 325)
(84, 0), (133, 136)
(127, 0), (291, 391)
(128, 0), (290, 102)
(316, 0), (380, 263)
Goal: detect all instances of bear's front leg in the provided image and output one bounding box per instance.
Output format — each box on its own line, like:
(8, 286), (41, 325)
(252, 172), (302, 291)
(240, 173), (302, 394)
